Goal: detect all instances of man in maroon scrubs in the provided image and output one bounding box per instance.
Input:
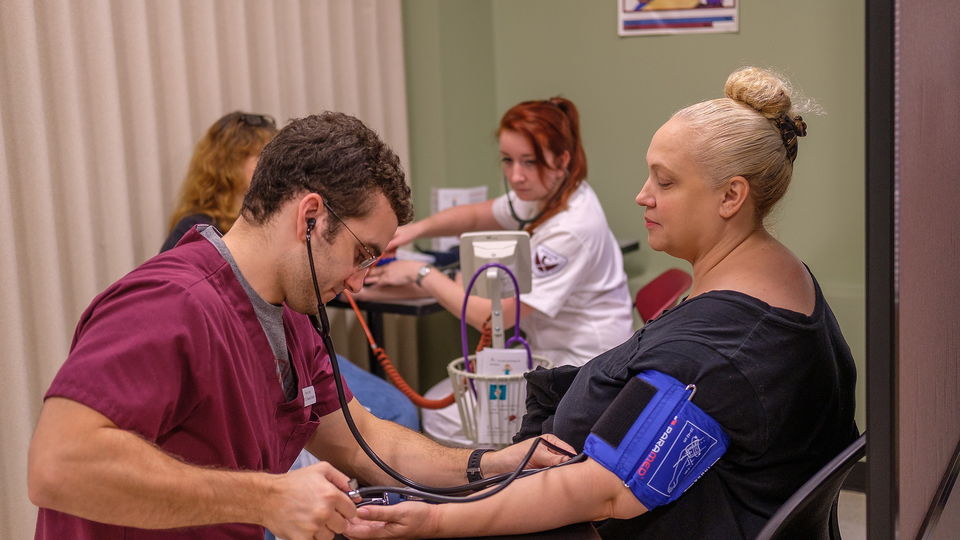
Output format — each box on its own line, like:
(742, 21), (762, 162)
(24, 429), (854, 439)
(28, 113), (568, 540)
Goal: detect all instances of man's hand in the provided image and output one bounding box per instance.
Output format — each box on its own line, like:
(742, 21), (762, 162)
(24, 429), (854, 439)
(345, 501), (439, 540)
(481, 435), (576, 477)
(29, 398), (360, 535)
(260, 461), (358, 540)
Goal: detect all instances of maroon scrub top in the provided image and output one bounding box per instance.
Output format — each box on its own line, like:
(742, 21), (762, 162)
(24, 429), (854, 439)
(36, 228), (353, 539)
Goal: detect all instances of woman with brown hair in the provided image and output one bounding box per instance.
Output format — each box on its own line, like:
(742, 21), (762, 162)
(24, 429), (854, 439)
(160, 111), (277, 252)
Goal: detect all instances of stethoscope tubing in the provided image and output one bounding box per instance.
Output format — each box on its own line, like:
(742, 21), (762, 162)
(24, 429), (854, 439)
(304, 223), (583, 505)
(352, 440), (585, 506)
(502, 171), (569, 230)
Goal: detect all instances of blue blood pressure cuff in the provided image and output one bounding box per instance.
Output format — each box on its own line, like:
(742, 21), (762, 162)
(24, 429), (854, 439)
(583, 371), (729, 510)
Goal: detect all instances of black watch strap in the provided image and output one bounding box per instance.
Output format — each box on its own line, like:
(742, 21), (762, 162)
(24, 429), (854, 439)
(466, 448), (494, 482)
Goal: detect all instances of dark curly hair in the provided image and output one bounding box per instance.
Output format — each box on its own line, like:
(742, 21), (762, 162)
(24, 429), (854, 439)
(241, 112), (413, 240)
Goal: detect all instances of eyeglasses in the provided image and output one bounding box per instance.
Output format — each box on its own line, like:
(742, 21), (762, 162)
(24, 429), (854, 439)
(237, 113), (276, 128)
(323, 200), (379, 270)
(217, 112), (277, 132)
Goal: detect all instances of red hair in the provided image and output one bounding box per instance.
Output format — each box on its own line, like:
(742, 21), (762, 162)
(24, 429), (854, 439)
(498, 97), (587, 233)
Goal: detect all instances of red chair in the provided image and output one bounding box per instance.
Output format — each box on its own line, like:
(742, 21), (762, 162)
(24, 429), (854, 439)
(635, 268), (693, 323)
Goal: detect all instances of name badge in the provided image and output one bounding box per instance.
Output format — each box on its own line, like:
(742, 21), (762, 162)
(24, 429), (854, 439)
(302, 385), (317, 407)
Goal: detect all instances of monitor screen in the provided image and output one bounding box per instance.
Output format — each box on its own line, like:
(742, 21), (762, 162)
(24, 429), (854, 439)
(459, 231), (532, 298)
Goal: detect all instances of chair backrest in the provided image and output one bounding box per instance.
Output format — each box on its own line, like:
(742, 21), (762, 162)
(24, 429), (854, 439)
(755, 433), (866, 540)
(635, 268), (693, 323)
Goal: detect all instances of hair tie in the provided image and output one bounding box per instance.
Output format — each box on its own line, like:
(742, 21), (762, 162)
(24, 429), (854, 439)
(773, 114), (807, 162)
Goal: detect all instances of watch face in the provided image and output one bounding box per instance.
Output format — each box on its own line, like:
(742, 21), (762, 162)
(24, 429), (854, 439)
(416, 265), (431, 285)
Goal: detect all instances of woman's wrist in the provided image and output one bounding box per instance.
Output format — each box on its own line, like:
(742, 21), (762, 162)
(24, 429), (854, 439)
(415, 264), (434, 287)
(426, 502), (446, 537)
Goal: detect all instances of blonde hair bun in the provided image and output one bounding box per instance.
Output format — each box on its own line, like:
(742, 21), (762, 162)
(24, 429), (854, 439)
(724, 67), (794, 119)
(671, 66), (816, 219)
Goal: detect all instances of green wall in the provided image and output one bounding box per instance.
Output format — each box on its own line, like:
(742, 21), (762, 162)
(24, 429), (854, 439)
(403, 0), (865, 429)
(402, 0), (500, 216)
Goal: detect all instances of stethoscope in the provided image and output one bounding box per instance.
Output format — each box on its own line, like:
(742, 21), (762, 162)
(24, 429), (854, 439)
(303, 217), (585, 506)
(502, 170), (569, 230)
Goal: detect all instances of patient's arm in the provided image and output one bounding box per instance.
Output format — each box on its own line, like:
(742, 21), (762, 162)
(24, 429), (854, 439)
(343, 458), (647, 538)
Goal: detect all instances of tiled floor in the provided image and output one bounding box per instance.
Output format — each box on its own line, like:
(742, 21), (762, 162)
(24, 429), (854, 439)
(838, 490), (866, 540)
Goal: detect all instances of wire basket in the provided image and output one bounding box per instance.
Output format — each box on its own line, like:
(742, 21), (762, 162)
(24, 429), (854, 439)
(447, 355), (551, 447)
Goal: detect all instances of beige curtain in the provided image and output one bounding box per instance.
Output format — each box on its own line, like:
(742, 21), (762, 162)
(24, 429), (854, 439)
(0, 1), (415, 537)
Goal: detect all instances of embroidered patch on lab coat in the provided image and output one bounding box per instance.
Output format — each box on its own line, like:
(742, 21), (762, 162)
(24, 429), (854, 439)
(533, 245), (568, 277)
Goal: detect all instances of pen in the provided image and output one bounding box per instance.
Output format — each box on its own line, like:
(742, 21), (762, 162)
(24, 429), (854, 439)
(375, 257), (396, 266)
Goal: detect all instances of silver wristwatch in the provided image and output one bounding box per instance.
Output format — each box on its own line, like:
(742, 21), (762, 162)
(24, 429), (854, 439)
(415, 264), (433, 287)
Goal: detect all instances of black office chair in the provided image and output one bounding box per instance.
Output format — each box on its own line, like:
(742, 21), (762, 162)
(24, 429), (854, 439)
(755, 433), (866, 540)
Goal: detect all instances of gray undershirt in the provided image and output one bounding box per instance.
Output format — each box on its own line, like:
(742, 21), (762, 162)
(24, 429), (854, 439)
(200, 226), (295, 399)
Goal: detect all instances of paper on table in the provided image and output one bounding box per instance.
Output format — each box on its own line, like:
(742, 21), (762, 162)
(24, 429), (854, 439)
(431, 186), (488, 251)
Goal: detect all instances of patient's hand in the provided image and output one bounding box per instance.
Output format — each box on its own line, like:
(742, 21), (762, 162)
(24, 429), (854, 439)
(484, 434), (576, 476)
(364, 260), (422, 288)
(352, 283), (431, 302)
(355, 261), (434, 301)
(346, 501), (439, 539)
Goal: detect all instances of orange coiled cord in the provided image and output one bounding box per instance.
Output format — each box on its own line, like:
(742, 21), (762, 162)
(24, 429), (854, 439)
(344, 291), (497, 410)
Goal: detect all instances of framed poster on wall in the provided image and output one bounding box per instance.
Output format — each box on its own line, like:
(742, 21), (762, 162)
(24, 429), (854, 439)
(618, 0), (738, 36)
